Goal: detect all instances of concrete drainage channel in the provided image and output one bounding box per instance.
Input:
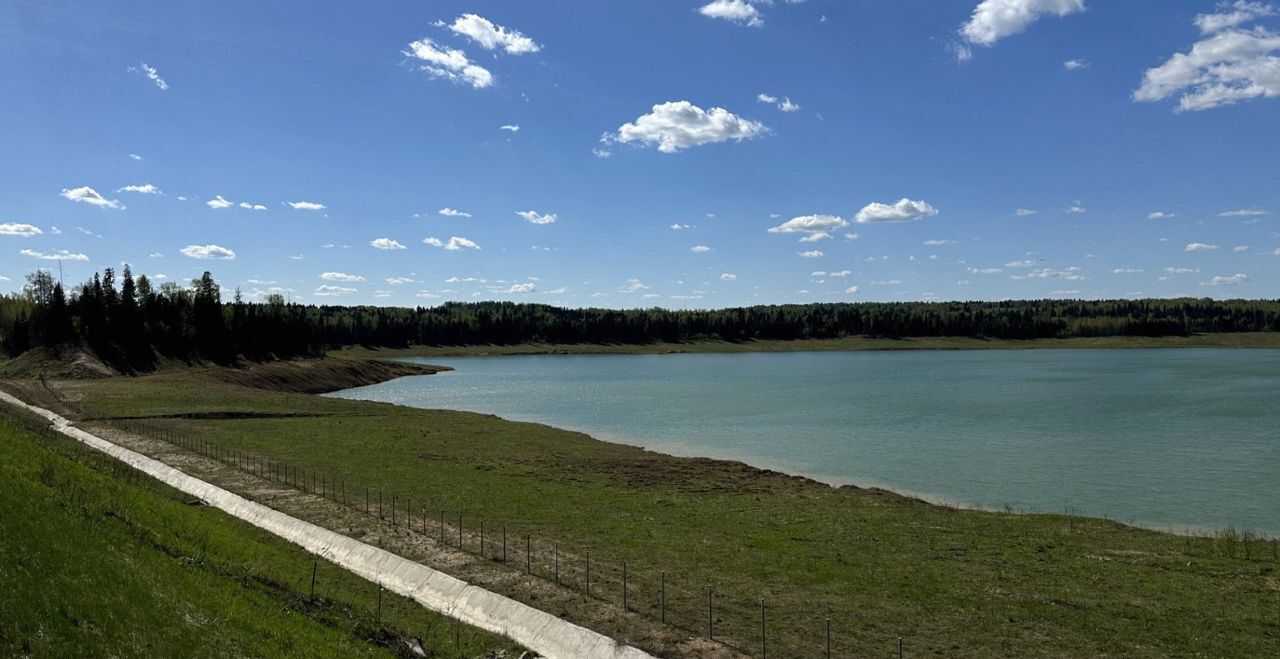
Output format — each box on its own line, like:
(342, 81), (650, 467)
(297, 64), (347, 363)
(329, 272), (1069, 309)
(0, 390), (655, 659)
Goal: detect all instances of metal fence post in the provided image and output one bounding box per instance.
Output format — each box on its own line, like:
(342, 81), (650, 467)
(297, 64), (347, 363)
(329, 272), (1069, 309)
(660, 571), (666, 623)
(707, 585), (713, 640)
(760, 599), (766, 658)
(623, 562), (628, 611)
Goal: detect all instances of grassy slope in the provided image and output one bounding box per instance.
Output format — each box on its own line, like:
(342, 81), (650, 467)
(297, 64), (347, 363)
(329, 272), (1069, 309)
(0, 405), (520, 658)
(41, 367), (1280, 658)
(335, 332), (1280, 357)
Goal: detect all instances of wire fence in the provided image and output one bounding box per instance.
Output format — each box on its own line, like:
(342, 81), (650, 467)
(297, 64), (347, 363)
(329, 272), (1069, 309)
(41, 386), (895, 657)
(44, 383), (1280, 657)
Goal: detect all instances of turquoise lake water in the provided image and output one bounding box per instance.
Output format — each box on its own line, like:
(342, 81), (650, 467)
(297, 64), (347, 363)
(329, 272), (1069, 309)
(328, 349), (1280, 535)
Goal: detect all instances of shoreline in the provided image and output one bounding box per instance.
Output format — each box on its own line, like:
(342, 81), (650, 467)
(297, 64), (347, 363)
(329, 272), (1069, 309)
(331, 367), (1277, 540)
(336, 332), (1280, 358)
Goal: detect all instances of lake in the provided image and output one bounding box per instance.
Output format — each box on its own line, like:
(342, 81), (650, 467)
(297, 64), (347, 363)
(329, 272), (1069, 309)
(328, 348), (1280, 535)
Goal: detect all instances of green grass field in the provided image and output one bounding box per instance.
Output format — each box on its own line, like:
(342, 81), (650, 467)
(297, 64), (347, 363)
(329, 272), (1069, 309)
(335, 332), (1280, 358)
(24, 362), (1280, 658)
(0, 404), (521, 658)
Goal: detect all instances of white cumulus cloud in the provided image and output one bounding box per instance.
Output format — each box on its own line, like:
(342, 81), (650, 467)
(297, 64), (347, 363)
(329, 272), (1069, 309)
(505, 282), (537, 294)
(1196, 1), (1275, 34)
(855, 198), (938, 223)
(438, 208), (472, 218)
(60, 186), (124, 210)
(768, 215), (849, 238)
(404, 37), (493, 89)
(700, 0), (764, 28)
(798, 250), (824, 258)
(960, 0), (1086, 47)
(605, 101), (768, 153)
(1134, 7), (1280, 112)
(424, 236), (481, 251)
(1185, 242), (1220, 251)
(370, 238), (406, 250)
(517, 210), (557, 224)
(720, 273), (738, 281)
(238, 202), (267, 211)
(691, 245), (713, 253)
(180, 244), (236, 260)
(287, 200), (326, 210)
(207, 195), (233, 209)
(0, 223), (42, 237)
(446, 14), (541, 54)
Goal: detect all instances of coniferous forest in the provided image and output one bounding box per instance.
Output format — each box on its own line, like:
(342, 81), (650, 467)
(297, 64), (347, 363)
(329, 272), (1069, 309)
(2, 268), (1278, 371)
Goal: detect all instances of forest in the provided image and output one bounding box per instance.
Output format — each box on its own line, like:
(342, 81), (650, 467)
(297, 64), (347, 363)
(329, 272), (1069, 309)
(2, 268), (1279, 371)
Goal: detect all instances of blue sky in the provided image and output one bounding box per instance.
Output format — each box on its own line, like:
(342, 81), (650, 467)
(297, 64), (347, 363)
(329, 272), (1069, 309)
(2, 0), (1278, 307)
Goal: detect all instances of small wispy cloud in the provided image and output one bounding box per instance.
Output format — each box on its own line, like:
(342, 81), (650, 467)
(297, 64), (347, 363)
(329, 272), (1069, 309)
(21, 248), (89, 261)
(321, 272), (364, 282)
(117, 183), (161, 195)
(130, 62), (169, 90)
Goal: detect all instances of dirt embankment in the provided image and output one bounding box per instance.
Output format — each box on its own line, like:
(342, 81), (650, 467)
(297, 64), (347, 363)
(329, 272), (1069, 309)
(206, 358), (448, 394)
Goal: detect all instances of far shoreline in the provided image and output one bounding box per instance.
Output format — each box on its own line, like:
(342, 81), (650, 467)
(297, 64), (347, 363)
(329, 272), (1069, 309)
(335, 332), (1280, 358)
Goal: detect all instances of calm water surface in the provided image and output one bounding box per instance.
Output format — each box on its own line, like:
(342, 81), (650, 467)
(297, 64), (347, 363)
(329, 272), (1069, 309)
(329, 349), (1280, 535)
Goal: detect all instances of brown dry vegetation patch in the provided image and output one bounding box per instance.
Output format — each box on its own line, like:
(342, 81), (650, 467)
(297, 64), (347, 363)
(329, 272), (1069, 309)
(205, 359), (447, 394)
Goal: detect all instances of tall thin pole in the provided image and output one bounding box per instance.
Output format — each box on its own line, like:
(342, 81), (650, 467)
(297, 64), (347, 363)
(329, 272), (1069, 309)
(660, 572), (666, 623)
(707, 585), (713, 640)
(760, 599), (766, 658)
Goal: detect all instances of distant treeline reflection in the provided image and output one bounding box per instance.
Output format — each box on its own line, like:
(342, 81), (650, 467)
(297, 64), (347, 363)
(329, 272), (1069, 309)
(2, 268), (1278, 370)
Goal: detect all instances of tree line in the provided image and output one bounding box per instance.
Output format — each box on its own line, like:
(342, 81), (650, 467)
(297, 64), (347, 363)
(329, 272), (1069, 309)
(2, 268), (1278, 371)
